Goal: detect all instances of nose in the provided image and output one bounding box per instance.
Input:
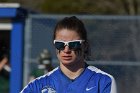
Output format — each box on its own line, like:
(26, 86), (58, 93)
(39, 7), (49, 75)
(63, 46), (71, 53)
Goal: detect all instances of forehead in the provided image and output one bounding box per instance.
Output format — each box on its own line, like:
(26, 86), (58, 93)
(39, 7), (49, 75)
(55, 29), (81, 40)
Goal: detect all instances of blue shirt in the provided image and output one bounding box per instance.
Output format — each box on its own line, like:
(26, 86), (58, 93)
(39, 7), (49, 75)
(20, 65), (117, 93)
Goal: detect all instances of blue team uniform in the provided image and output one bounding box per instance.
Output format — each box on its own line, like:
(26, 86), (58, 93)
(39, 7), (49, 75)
(20, 64), (117, 93)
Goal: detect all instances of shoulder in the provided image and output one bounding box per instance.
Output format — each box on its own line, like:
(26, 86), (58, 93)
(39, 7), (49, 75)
(87, 65), (117, 93)
(33, 67), (59, 84)
(20, 67), (59, 93)
(87, 65), (114, 80)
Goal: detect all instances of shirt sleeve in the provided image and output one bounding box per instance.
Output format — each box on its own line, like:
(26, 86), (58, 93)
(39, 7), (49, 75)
(20, 83), (34, 93)
(100, 75), (117, 93)
(110, 76), (117, 93)
(20, 79), (39, 93)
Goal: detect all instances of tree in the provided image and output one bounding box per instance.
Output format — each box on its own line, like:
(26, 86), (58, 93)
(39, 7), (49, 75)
(40, 0), (140, 15)
(1, 0), (140, 15)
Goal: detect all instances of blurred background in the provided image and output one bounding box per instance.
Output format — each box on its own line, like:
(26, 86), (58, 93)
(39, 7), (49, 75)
(0, 0), (140, 93)
(1, 0), (140, 15)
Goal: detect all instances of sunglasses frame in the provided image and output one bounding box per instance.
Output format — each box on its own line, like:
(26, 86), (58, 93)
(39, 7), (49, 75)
(53, 40), (85, 50)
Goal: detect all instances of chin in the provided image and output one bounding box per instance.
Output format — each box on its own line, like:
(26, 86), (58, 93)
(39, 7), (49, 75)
(61, 60), (75, 66)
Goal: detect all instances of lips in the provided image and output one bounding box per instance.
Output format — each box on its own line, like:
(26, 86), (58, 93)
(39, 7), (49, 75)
(62, 56), (72, 60)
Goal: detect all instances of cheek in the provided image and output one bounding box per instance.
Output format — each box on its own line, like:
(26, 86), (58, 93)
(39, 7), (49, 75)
(74, 47), (85, 58)
(56, 50), (61, 57)
(56, 50), (60, 54)
(74, 49), (83, 57)
(56, 51), (62, 61)
(56, 49), (84, 59)
(56, 50), (66, 59)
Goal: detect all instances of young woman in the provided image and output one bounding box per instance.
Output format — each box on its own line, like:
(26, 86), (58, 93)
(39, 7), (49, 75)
(21, 16), (117, 93)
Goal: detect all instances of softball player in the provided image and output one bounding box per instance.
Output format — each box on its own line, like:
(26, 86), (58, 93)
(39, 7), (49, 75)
(21, 16), (117, 93)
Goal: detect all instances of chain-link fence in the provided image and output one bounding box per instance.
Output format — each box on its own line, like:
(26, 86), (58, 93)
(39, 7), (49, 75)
(23, 15), (140, 93)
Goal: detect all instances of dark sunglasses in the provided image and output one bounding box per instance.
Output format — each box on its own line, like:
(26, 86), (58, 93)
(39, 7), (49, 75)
(54, 40), (85, 50)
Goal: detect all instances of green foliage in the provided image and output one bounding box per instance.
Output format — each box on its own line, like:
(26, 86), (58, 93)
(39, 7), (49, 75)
(42, 0), (127, 14)
(0, 77), (9, 93)
(0, 0), (10, 2)
(0, 0), (139, 15)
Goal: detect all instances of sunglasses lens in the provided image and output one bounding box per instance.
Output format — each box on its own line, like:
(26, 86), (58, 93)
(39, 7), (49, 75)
(54, 40), (83, 50)
(69, 41), (81, 49)
(54, 42), (65, 50)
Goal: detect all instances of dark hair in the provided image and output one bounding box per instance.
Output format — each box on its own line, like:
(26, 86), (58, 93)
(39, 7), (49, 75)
(53, 16), (87, 40)
(53, 16), (90, 60)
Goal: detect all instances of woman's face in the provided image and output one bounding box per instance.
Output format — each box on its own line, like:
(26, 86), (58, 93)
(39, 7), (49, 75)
(54, 29), (84, 66)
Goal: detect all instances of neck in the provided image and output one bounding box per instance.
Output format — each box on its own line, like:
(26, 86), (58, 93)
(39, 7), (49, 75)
(60, 61), (85, 80)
